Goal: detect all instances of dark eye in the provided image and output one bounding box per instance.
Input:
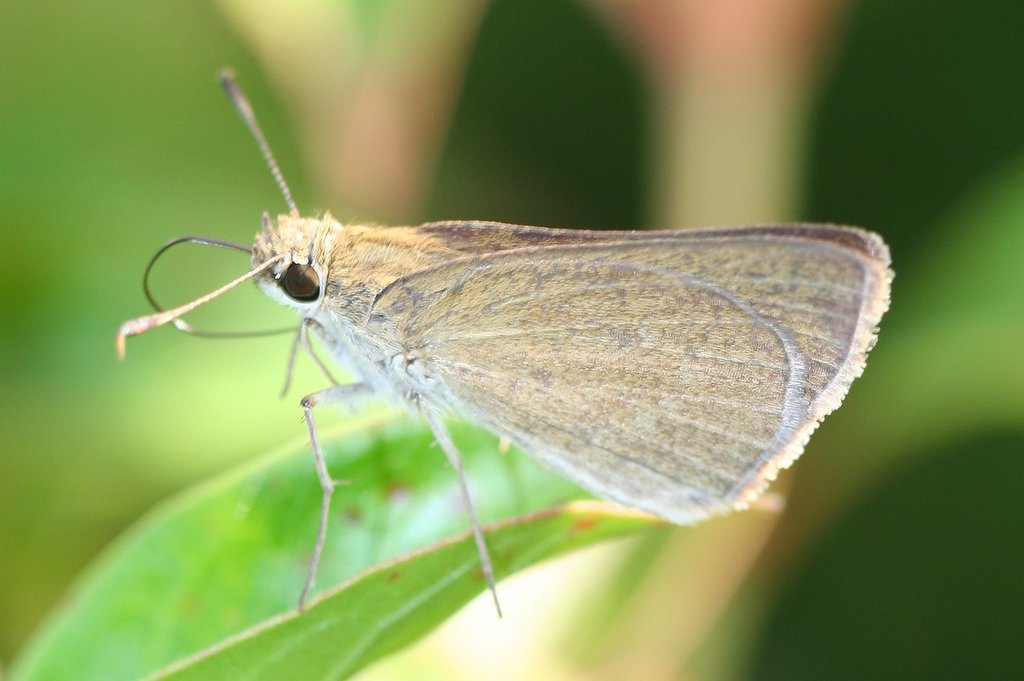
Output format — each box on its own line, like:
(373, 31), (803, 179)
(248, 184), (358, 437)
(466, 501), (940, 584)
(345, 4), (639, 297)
(281, 263), (320, 302)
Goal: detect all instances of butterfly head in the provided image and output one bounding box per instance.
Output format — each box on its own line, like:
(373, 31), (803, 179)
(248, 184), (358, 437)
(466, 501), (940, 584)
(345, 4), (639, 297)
(253, 211), (332, 311)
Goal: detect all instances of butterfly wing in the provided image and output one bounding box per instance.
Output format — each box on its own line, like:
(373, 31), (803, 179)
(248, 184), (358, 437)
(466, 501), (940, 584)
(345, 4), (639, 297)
(368, 225), (891, 523)
(414, 220), (642, 252)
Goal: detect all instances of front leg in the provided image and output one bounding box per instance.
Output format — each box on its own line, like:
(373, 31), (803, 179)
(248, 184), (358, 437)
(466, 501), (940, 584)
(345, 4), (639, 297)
(299, 382), (372, 608)
(281, 318), (340, 397)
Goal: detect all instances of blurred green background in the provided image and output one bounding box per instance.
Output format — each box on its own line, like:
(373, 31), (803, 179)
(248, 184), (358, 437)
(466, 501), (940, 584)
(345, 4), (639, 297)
(2, 0), (1022, 679)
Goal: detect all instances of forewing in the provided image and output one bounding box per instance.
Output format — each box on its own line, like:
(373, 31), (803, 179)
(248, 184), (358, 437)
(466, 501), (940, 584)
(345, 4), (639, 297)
(414, 220), (635, 252)
(369, 226), (891, 523)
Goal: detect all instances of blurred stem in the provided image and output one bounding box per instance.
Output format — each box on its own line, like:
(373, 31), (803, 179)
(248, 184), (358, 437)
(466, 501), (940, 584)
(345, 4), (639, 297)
(216, 0), (488, 223)
(591, 0), (837, 227)
(651, 66), (806, 227)
(571, 510), (784, 681)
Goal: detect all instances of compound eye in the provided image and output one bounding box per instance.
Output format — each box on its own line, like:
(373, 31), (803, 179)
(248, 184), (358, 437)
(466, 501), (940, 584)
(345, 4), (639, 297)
(281, 263), (320, 302)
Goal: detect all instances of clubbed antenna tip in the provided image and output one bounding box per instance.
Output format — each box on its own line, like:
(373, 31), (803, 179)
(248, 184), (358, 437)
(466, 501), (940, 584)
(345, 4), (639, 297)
(218, 68), (299, 217)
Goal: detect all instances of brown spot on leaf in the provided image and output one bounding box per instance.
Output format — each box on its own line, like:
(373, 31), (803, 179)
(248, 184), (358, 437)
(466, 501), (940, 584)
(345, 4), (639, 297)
(386, 481), (411, 504)
(571, 516), (600, 534)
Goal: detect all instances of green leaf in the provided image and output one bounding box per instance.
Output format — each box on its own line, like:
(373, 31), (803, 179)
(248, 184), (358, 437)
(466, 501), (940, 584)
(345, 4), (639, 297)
(10, 416), (657, 681)
(152, 502), (649, 681)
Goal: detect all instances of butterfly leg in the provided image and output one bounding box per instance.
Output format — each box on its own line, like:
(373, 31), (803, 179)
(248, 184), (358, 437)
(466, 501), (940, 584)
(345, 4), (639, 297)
(421, 403), (503, 618)
(298, 382), (372, 609)
(281, 318), (340, 397)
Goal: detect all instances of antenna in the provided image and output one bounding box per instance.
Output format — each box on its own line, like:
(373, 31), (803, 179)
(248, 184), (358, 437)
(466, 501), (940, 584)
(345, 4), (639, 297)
(117, 254), (289, 359)
(141, 235), (295, 339)
(218, 68), (299, 217)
